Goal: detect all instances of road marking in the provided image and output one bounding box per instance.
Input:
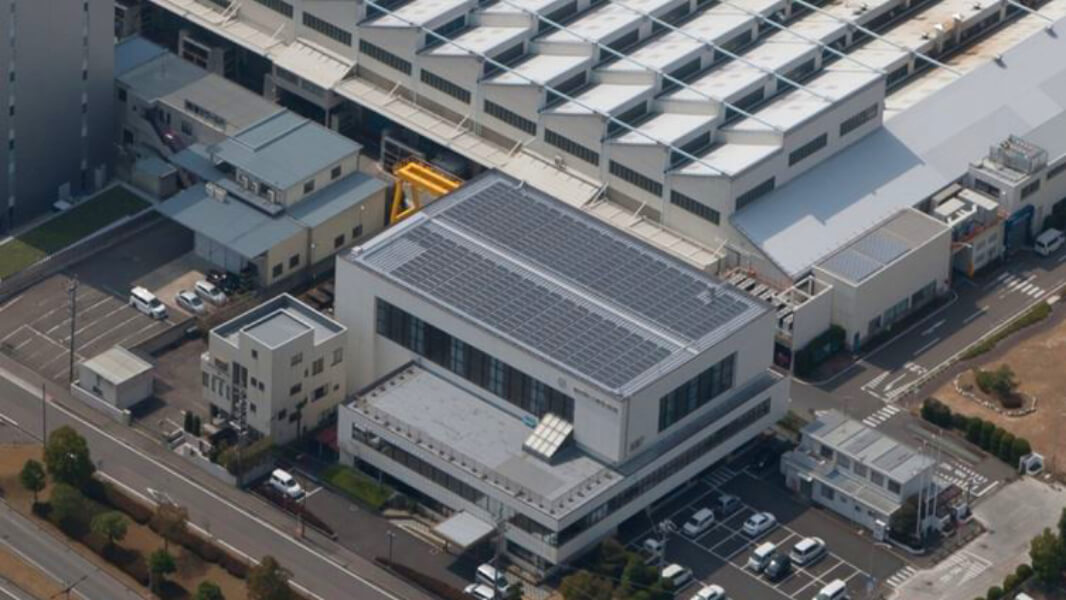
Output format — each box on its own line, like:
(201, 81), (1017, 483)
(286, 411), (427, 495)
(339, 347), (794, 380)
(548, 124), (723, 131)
(883, 373), (908, 392)
(0, 366), (405, 600)
(913, 337), (940, 357)
(920, 320), (945, 336)
(861, 371), (889, 391)
(0, 296), (22, 314)
(962, 307), (987, 324)
(305, 486), (324, 499)
(0, 413), (18, 428)
(0, 521), (90, 600)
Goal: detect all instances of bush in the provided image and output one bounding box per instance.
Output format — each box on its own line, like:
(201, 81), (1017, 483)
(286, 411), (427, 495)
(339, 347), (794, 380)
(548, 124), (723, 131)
(1015, 563), (1033, 580)
(105, 548), (150, 586)
(986, 585), (1003, 600)
(966, 419), (983, 444)
(1011, 438), (1032, 464)
(1002, 573), (1019, 592)
(962, 302), (1052, 359)
(997, 433), (1016, 462)
(219, 548), (250, 579)
(217, 437), (275, 477)
(89, 480), (153, 524)
(922, 398), (954, 428)
(186, 533), (223, 564)
(1000, 394), (1023, 409)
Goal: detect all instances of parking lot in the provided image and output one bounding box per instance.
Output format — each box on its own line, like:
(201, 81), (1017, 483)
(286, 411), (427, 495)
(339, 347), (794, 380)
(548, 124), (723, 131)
(622, 462), (908, 600)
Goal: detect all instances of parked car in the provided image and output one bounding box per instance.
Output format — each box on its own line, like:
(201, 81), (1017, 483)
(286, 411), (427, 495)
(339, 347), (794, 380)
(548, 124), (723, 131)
(267, 469), (305, 500)
(195, 280), (227, 305)
(129, 286), (167, 320)
(475, 564), (510, 594)
(661, 564), (693, 590)
(746, 541), (777, 573)
(175, 290), (206, 315)
(691, 584), (726, 600)
(717, 494), (741, 517)
(790, 537), (827, 566)
(219, 272), (242, 294)
(642, 537), (664, 562)
(764, 553), (792, 582)
(814, 579), (849, 600)
(682, 508), (716, 537)
(743, 512), (777, 537)
(463, 583), (497, 600)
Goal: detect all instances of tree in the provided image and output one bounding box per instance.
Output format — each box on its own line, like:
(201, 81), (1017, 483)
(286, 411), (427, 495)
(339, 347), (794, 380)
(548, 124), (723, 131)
(979, 421), (996, 450)
(1028, 528), (1065, 588)
(247, 556), (292, 600)
(559, 570), (613, 600)
(986, 586), (1004, 600)
(49, 483), (86, 531)
(594, 537), (629, 579)
(1059, 507), (1066, 543)
(149, 549), (177, 593)
(966, 419), (983, 445)
(1012, 438), (1032, 464)
(195, 581), (226, 600)
(44, 426), (95, 490)
(184, 412), (194, 433)
(152, 502), (189, 552)
(989, 428), (1005, 458)
(19, 459), (46, 505)
(90, 511), (129, 549)
(997, 432), (1016, 462)
(619, 555), (658, 596)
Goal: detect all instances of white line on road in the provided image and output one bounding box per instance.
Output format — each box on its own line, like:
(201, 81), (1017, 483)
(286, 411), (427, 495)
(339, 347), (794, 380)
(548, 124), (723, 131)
(884, 373), (908, 391)
(0, 365), (405, 600)
(913, 337), (940, 357)
(862, 371), (889, 390)
(921, 320), (945, 336)
(962, 307), (988, 324)
(0, 295), (22, 314)
(0, 413), (18, 428)
(0, 583), (21, 600)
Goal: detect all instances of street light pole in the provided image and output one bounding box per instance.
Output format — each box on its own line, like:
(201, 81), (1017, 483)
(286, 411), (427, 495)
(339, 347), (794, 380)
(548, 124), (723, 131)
(386, 530), (395, 568)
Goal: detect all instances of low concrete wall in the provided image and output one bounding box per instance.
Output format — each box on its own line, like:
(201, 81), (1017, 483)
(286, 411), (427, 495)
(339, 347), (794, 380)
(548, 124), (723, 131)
(175, 442), (274, 488)
(70, 382), (132, 425)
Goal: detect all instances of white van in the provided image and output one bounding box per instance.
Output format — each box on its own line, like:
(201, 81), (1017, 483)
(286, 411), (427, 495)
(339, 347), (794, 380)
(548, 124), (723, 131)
(1035, 228), (1065, 256)
(267, 469), (305, 499)
(475, 564), (510, 594)
(129, 286), (167, 320)
(746, 541), (776, 572)
(814, 579), (848, 600)
(661, 564), (693, 590)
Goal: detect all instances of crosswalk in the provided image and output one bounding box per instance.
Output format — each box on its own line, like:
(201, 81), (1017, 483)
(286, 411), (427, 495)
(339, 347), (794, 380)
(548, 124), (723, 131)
(861, 404), (902, 428)
(995, 272), (1047, 298)
(703, 465), (738, 489)
(936, 461), (990, 496)
(885, 565), (918, 588)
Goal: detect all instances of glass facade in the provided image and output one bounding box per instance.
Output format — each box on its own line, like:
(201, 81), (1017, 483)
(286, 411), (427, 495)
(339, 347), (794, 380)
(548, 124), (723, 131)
(658, 353), (736, 431)
(376, 299), (574, 421)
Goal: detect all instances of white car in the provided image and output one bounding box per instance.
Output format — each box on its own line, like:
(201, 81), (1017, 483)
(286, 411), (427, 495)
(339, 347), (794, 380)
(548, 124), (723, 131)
(642, 537), (665, 561)
(267, 469), (305, 500)
(742, 512), (777, 537)
(175, 290), (206, 315)
(790, 536), (827, 566)
(194, 280), (227, 305)
(682, 508), (716, 537)
(691, 584), (727, 600)
(463, 583), (497, 600)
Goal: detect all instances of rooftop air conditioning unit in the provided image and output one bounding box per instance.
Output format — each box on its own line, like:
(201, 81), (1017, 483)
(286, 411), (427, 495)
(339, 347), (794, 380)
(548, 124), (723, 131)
(266, 188), (277, 204)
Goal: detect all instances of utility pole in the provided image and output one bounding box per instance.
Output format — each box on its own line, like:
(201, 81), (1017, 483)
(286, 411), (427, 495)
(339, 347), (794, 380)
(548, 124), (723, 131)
(41, 382), (47, 443)
(67, 277), (78, 383)
(493, 513), (506, 598)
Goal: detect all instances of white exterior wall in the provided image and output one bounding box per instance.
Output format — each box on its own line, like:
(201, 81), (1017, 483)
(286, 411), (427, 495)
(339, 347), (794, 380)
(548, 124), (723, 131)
(76, 363), (154, 410)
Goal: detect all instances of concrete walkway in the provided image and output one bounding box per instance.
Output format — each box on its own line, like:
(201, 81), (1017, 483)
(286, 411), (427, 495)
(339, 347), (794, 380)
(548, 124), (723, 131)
(892, 477), (1066, 600)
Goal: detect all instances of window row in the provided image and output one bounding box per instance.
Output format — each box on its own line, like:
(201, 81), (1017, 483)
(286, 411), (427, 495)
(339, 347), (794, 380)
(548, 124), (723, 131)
(375, 299), (574, 421)
(735, 177), (775, 211)
(545, 129), (599, 166)
(359, 40), (411, 75)
(373, 435), (486, 505)
(839, 103), (878, 137)
(658, 353), (736, 432)
(254, 0), (292, 17)
(670, 191), (720, 225)
(484, 100), (537, 135)
(421, 69), (470, 103)
(304, 12), (352, 46)
(788, 133), (828, 167)
(609, 161), (662, 196)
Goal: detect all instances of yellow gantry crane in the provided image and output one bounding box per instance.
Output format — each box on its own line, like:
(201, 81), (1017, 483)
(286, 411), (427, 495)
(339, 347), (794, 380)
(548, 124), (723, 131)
(388, 158), (463, 225)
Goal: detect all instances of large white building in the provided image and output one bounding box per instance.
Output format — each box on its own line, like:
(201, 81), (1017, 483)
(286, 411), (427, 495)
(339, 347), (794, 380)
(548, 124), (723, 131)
(0, 0), (114, 229)
(335, 171), (789, 571)
(203, 294), (348, 444)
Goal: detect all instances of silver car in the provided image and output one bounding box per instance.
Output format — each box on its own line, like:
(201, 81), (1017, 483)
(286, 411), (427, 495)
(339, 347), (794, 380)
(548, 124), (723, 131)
(175, 290), (206, 315)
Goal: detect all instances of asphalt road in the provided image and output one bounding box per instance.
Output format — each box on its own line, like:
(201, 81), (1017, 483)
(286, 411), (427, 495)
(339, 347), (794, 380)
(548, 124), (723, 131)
(0, 500), (141, 600)
(791, 249), (1066, 491)
(0, 364), (429, 600)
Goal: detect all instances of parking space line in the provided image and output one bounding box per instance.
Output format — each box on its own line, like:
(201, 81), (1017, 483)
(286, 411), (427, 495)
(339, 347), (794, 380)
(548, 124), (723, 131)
(77, 314), (142, 351)
(0, 326), (26, 344)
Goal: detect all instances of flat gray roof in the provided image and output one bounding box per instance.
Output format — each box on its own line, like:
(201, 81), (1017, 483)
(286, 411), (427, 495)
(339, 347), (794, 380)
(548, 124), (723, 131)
(817, 209), (947, 285)
(80, 346), (153, 384)
(733, 16), (1066, 279)
(348, 171), (766, 396)
(357, 364), (616, 516)
(212, 112), (361, 190)
(213, 294), (345, 347)
(805, 410), (934, 483)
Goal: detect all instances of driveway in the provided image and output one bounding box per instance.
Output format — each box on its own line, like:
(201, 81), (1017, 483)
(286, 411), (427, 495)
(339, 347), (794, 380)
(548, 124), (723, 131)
(892, 477), (1066, 600)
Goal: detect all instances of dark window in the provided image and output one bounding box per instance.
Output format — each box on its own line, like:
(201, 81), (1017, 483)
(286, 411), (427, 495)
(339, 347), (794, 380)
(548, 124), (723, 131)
(117, 88), (127, 102)
(1022, 180), (1041, 199)
(277, 409), (288, 420)
(304, 179), (315, 194)
(670, 191), (720, 224)
(544, 72), (587, 108)
(483, 43), (525, 76)
(272, 264), (283, 278)
(544, 129), (599, 166)
(609, 161), (662, 195)
(606, 101), (648, 135)
(425, 15), (465, 48)
(839, 103), (879, 136)
(331, 165), (342, 179)
(1048, 162), (1066, 180)
(303, 12), (352, 46)
(973, 179), (1001, 198)
(735, 177), (775, 211)
(334, 234), (345, 249)
(359, 40), (412, 75)
(375, 299), (574, 420)
(420, 69), (471, 103)
(289, 255), (300, 269)
(289, 383), (301, 396)
(658, 353), (736, 431)
(312, 358), (324, 375)
(540, 1), (577, 32)
(352, 225), (363, 239)
(484, 100), (536, 135)
(788, 133), (828, 167)
(724, 87), (765, 123)
(313, 385), (327, 401)
(254, 0), (293, 17)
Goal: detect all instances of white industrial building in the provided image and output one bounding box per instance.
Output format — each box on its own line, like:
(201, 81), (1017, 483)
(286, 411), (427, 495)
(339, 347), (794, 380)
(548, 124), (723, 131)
(780, 410), (937, 537)
(126, 0), (1066, 368)
(335, 171), (789, 572)
(75, 346), (155, 411)
(203, 294), (348, 444)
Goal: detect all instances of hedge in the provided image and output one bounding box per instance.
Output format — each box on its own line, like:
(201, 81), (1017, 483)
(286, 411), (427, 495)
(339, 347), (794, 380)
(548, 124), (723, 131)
(962, 302), (1052, 359)
(218, 436), (275, 477)
(921, 398), (1032, 465)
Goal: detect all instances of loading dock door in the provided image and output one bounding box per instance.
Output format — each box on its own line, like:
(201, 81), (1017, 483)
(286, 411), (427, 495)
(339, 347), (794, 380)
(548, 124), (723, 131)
(194, 232), (246, 273)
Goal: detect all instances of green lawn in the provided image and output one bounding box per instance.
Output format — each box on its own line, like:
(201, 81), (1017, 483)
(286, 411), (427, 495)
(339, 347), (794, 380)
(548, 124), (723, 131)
(321, 464), (393, 511)
(0, 186), (149, 279)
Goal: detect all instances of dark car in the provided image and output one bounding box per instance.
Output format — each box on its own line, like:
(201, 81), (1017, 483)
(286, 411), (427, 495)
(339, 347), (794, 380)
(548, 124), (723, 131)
(765, 553), (792, 582)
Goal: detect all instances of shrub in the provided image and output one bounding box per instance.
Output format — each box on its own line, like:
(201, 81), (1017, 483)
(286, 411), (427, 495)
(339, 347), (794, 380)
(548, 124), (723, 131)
(186, 533), (223, 564)
(1011, 438), (1032, 464)
(1002, 573), (1019, 592)
(962, 302), (1051, 359)
(1015, 563), (1033, 580)
(90, 481), (153, 524)
(1000, 394), (1023, 409)
(219, 548), (250, 579)
(979, 421), (996, 450)
(989, 428), (1005, 456)
(966, 419), (983, 444)
(986, 585), (1003, 600)
(997, 433), (1016, 462)
(217, 437), (275, 477)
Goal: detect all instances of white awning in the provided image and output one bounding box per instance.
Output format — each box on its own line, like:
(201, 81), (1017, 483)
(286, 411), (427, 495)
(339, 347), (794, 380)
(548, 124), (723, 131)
(273, 41), (352, 89)
(433, 511), (496, 549)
